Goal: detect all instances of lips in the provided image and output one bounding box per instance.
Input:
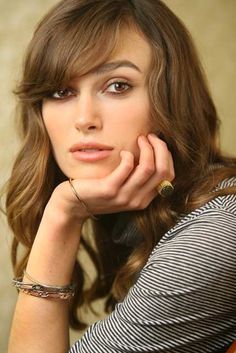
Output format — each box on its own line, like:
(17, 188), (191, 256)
(69, 142), (114, 162)
(79, 149), (102, 152)
(69, 142), (113, 153)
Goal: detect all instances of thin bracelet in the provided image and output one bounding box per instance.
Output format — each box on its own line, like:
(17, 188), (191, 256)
(13, 279), (75, 292)
(18, 288), (74, 300)
(13, 283), (75, 300)
(23, 270), (75, 289)
(68, 178), (98, 220)
(12, 277), (75, 300)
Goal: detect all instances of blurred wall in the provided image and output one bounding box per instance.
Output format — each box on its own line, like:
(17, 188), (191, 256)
(0, 0), (235, 351)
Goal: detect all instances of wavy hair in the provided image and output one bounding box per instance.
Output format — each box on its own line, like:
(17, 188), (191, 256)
(5, 0), (236, 329)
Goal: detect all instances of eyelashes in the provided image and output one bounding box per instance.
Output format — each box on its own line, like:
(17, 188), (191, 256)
(48, 79), (133, 100)
(104, 80), (132, 95)
(50, 88), (76, 99)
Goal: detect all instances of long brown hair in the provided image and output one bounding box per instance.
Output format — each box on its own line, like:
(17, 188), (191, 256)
(5, 0), (236, 329)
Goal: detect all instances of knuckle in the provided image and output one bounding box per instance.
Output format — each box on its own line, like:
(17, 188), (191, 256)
(142, 164), (155, 177)
(117, 195), (129, 207)
(158, 166), (175, 183)
(130, 195), (153, 210)
(124, 158), (134, 171)
(123, 151), (134, 166)
(158, 139), (168, 149)
(158, 167), (169, 180)
(169, 170), (175, 181)
(130, 199), (142, 210)
(140, 198), (152, 210)
(101, 186), (117, 200)
(125, 161), (134, 172)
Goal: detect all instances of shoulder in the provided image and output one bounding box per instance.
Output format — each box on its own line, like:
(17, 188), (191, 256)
(138, 184), (236, 294)
(148, 177), (236, 266)
(169, 176), (236, 238)
(212, 176), (236, 214)
(192, 176), (236, 218)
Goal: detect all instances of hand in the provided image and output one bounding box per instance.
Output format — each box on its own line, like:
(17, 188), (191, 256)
(48, 134), (175, 222)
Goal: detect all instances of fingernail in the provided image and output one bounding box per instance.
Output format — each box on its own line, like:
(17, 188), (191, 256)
(138, 135), (146, 142)
(148, 133), (156, 138)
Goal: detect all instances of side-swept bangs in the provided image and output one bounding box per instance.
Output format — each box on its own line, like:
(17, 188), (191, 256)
(16, 1), (142, 103)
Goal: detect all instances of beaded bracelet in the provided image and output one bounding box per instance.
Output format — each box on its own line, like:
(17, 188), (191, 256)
(12, 276), (76, 300)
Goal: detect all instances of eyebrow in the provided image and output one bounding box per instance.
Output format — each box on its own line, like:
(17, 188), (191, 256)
(95, 60), (142, 75)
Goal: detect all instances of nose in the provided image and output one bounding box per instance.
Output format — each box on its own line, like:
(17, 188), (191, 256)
(74, 93), (102, 133)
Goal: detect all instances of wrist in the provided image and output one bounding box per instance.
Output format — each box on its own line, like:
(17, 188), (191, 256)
(39, 204), (85, 250)
(43, 202), (84, 232)
(46, 180), (89, 225)
(26, 214), (82, 286)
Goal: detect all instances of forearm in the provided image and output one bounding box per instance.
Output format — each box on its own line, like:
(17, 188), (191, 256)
(8, 209), (83, 353)
(9, 293), (70, 353)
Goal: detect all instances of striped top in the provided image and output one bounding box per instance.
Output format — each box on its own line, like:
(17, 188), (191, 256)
(69, 177), (236, 353)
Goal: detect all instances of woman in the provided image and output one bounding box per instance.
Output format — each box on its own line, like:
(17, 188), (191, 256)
(6, 0), (236, 352)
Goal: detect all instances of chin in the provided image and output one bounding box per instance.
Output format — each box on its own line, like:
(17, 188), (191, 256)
(65, 164), (116, 180)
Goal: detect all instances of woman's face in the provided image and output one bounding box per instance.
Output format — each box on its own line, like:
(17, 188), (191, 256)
(42, 28), (152, 179)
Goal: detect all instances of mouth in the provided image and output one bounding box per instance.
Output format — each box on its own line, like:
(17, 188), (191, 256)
(69, 142), (114, 162)
(79, 148), (105, 152)
(70, 142), (113, 152)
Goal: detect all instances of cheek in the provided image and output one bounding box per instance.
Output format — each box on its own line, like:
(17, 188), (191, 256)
(42, 104), (53, 138)
(109, 95), (150, 129)
(110, 101), (151, 163)
(120, 99), (151, 137)
(42, 104), (64, 147)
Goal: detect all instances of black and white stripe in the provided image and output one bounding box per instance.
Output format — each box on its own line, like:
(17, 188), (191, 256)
(69, 177), (236, 353)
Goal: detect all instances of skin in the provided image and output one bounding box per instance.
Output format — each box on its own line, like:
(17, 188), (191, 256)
(8, 28), (174, 353)
(42, 28), (153, 180)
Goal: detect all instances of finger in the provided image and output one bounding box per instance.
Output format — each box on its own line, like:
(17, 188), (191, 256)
(124, 134), (174, 206)
(104, 150), (135, 189)
(121, 135), (156, 189)
(137, 135), (156, 175)
(68, 151), (135, 207)
(126, 135), (174, 208)
(110, 135), (156, 209)
(147, 134), (175, 182)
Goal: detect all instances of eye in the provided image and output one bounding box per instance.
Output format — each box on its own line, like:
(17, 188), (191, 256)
(50, 88), (76, 100)
(106, 81), (131, 94)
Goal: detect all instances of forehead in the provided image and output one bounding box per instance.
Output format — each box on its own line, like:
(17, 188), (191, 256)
(108, 27), (152, 74)
(33, 23), (152, 96)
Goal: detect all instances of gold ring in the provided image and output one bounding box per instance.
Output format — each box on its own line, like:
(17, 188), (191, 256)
(157, 180), (174, 197)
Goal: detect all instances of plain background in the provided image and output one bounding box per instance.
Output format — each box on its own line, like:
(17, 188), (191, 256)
(0, 0), (235, 351)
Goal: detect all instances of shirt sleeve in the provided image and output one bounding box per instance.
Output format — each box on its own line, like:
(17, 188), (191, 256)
(69, 208), (236, 353)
